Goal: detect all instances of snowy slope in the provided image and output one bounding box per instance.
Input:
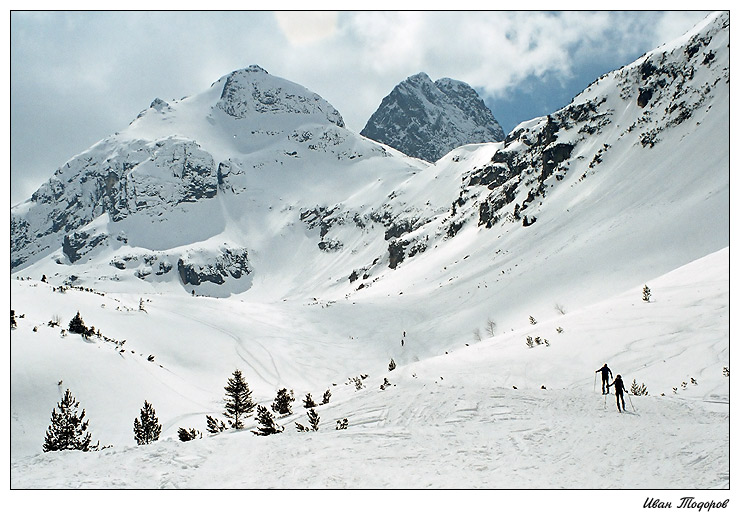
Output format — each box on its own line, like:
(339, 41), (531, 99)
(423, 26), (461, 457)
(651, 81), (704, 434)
(10, 248), (729, 488)
(9, 12), (729, 491)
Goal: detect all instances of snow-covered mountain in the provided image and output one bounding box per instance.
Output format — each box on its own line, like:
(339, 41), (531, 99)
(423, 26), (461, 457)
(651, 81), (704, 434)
(360, 72), (505, 162)
(10, 12), (728, 490)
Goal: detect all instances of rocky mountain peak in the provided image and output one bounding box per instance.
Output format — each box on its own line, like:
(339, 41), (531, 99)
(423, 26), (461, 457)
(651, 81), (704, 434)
(360, 72), (504, 162)
(215, 64), (344, 127)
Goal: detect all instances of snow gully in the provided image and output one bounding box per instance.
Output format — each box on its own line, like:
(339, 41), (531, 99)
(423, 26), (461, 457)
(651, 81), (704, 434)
(644, 497), (730, 512)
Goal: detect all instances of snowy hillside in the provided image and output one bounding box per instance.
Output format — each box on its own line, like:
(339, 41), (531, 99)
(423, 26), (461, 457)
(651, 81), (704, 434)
(10, 248), (729, 488)
(9, 12), (729, 491)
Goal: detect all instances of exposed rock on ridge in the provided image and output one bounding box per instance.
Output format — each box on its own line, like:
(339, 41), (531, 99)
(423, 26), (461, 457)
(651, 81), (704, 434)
(361, 72), (504, 162)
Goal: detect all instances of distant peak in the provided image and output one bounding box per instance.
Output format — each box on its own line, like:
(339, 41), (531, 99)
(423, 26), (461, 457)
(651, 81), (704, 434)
(243, 64), (269, 74)
(406, 72), (432, 83)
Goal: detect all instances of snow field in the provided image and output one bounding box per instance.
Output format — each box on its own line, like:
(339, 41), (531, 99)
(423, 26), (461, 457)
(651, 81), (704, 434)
(10, 247), (728, 489)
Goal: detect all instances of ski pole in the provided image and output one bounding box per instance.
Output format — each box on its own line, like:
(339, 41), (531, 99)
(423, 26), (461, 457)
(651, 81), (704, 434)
(628, 393), (636, 412)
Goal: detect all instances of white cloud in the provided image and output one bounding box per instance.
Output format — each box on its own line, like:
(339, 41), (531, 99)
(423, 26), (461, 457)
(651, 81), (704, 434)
(274, 12), (339, 46)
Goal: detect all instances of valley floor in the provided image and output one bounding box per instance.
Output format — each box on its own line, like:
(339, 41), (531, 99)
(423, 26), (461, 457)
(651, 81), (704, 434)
(11, 377), (728, 490)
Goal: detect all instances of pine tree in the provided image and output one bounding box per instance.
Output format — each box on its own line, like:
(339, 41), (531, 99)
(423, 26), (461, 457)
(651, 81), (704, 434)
(133, 400), (162, 445)
(307, 408), (320, 431)
(303, 393), (317, 409)
(43, 389), (98, 452)
(206, 415), (227, 434)
(630, 378), (649, 396)
(642, 285), (651, 302)
(271, 388), (295, 416)
(253, 405), (284, 436)
(223, 369), (255, 429)
(321, 389), (331, 405)
(68, 311), (88, 335)
(178, 427), (201, 442)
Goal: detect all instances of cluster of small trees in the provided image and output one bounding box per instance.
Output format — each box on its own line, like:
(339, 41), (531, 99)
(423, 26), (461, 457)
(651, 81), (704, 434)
(42, 368), (348, 453)
(200, 369), (336, 438)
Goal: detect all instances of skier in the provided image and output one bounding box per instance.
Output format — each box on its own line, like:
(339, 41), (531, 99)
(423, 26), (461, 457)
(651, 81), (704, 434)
(595, 363), (613, 394)
(607, 374), (627, 412)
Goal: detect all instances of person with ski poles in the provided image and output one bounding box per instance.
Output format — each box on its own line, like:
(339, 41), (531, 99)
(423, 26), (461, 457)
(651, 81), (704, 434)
(606, 374), (627, 412)
(595, 363), (613, 394)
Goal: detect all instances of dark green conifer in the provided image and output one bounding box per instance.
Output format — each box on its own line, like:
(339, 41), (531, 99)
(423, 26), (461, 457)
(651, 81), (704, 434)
(133, 400), (162, 445)
(253, 405), (284, 436)
(223, 369), (255, 429)
(43, 389), (98, 452)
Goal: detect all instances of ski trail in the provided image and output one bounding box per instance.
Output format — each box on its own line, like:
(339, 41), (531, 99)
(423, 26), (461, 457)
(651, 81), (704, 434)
(157, 304), (280, 387)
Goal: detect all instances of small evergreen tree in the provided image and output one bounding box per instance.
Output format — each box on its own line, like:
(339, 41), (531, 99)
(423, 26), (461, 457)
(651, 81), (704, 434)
(271, 388), (295, 416)
(43, 389), (98, 452)
(133, 400), (162, 445)
(206, 415), (227, 434)
(303, 393), (317, 409)
(642, 285), (651, 302)
(630, 378), (648, 396)
(223, 369), (255, 429)
(178, 427), (201, 442)
(253, 405), (284, 436)
(11, 310), (17, 329)
(307, 408), (320, 431)
(68, 311), (88, 335)
(526, 336), (534, 348)
(529, 315), (537, 325)
(388, 358), (396, 371)
(321, 389), (331, 405)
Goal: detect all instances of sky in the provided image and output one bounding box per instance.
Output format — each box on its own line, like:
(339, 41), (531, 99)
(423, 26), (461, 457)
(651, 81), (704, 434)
(9, 9), (713, 205)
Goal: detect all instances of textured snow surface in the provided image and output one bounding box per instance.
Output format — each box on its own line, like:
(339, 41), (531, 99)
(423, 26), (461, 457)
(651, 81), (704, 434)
(9, 249), (729, 490)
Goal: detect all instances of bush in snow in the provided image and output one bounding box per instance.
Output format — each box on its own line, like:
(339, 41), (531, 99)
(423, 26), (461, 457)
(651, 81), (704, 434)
(526, 336), (535, 348)
(388, 358), (396, 371)
(380, 377), (391, 390)
(223, 369), (255, 429)
(554, 303), (566, 315)
(303, 393), (317, 409)
(43, 389), (99, 452)
(486, 318), (497, 337)
(321, 389), (331, 405)
(630, 379), (649, 396)
(10, 310), (16, 329)
(68, 311), (88, 335)
(642, 285), (652, 302)
(348, 376), (365, 391)
(556, 327), (564, 334)
(206, 415), (227, 434)
(472, 328), (482, 342)
(178, 427), (201, 442)
(529, 315), (537, 325)
(336, 418), (348, 430)
(272, 388), (295, 416)
(133, 400), (162, 445)
(307, 408), (320, 431)
(723, 366), (729, 377)
(253, 405), (284, 436)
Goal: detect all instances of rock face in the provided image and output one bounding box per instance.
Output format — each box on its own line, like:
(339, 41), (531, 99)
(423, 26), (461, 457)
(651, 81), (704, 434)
(361, 73), (505, 162)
